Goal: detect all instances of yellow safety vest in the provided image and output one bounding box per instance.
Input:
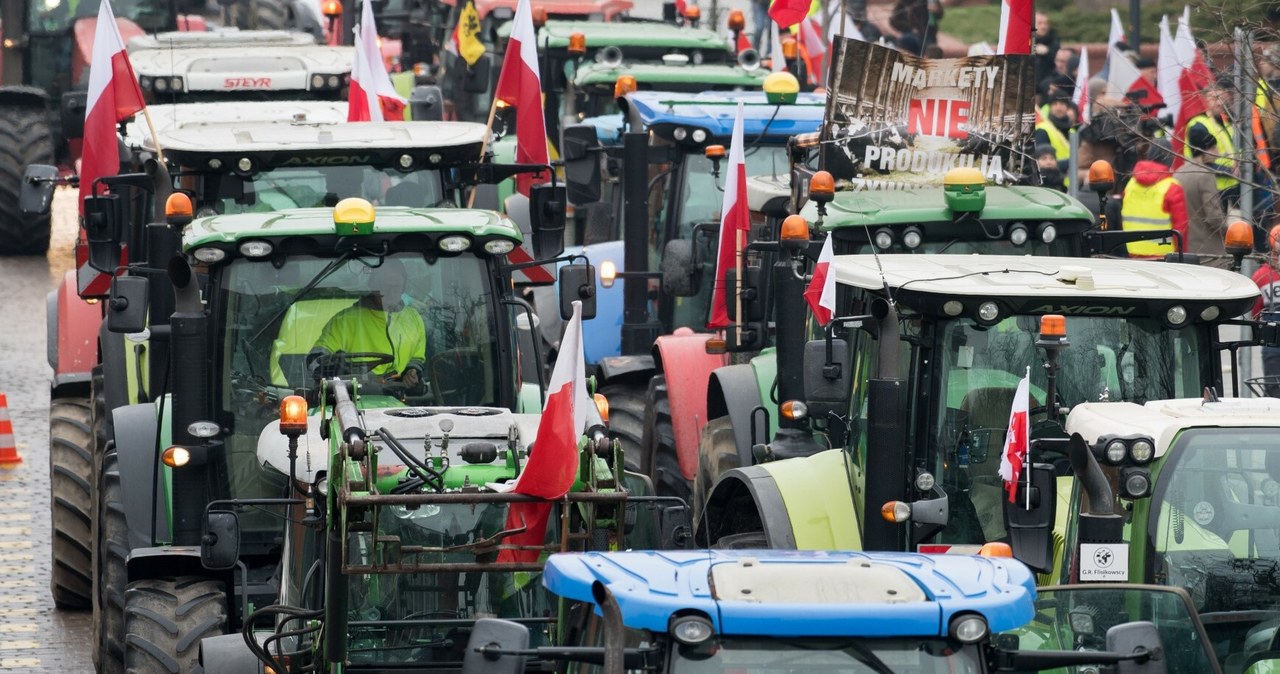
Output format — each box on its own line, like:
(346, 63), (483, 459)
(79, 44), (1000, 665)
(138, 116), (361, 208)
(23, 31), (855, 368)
(1035, 120), (1070, 187)
(1122, 176), (1177, 257)
(1182, 114), (1237, 191)
(312, 303), (427, 377)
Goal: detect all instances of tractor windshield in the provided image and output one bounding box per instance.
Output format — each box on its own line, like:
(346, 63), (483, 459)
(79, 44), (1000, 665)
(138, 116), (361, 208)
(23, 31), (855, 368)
(1145, 427), (1280, 660)
(672, 636), (982, 673)
(28, 0), (172, 33)
(216, 252), (507, 541)
(927, 314), (1205, 546)
(191, 166), (449, 215)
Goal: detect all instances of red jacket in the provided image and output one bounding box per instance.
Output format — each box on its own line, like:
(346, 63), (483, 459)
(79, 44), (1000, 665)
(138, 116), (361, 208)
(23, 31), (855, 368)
(1122, 160), (1190, 250)
(1252, 264), (1280, 319)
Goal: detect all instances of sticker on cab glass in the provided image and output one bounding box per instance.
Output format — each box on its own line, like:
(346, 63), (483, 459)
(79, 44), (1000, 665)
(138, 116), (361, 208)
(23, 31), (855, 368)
(1193, 501), (1215, 526)
(1079, 543), (1128, 581)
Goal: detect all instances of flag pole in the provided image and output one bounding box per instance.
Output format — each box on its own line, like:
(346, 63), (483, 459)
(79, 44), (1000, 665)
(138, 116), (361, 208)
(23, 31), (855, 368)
(734, 228), (744, 346)
(1024, 365), (1031, 510)
(139, 106), (165, 164)
(467, 96), (502, 208)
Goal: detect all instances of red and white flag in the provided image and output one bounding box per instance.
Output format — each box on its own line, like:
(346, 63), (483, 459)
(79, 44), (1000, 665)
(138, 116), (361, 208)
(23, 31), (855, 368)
(1073, 45), (1091, 124)
(997, 367), (1031, 504)
(79, 0), (146, 295)
(995, 0), (1032, 55)
(768, 0), (810, 29)
(770, 21), (786, 73)
(348, 0), (406, 122)
(708, 103), (749, 329)
(803, 233), (835, 326)
(798, 17), (827, 85)
(497, 300), (590, 563)
(494, 0), (551, 196)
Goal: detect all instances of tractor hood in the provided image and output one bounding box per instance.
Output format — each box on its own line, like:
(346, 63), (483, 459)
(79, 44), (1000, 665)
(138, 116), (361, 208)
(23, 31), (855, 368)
(121, 100), (348, 149)
(1065, 397), (1280, 461)
(129, 38), (352, 94)
(258, 406), (541, 483)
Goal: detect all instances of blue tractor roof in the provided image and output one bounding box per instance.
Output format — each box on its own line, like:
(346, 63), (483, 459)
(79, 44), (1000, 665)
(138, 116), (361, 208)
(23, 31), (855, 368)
(543, 550), (1035, 639)
(623, 90), (825, 140)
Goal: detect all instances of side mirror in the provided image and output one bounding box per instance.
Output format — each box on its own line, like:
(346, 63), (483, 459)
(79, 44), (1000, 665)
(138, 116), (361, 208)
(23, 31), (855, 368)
(106, 276), (149, 334)
(1005, 461), (1056, 574)
(660, 239), (696, 296)
(528, 183), (566, 259)
(461, 54), (493, 94)
(661, 502), (694, 549)
(724, 264), (764, 322)
(408, 85), (444, 122)
(60, 90), (87, 140)
(200, 510), (241, 571)
(803, 338), (850, 419)
(558, 263), (597, 320)
(20, 165), (58, 217)
(1107, 621), (1167, 674)
(461, 618), (529, 674)
(83, 195), (123, 273)
(563, 125), (602, 206)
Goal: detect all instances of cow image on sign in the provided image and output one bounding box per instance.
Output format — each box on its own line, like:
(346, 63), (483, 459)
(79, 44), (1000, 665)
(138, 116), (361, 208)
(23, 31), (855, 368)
(822, 39), (1037, 190)
(1079, 543), (1129, 581)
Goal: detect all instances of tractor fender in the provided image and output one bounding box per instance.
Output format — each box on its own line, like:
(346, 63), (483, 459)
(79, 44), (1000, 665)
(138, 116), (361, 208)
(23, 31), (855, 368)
(111, 403), (167, 552)
(0, 85), (49, 109)
(98, 324), (130, 413)
(596, 354), (654, 385)
(700, 465), (797, 549)
(653, 331), (722, 478)
(705, 364), (766, 469)
(704, 449), (861, 551)
(48, 270), (101, 392)
(126, 546), (230, 588)
(199, 634), (263, 674)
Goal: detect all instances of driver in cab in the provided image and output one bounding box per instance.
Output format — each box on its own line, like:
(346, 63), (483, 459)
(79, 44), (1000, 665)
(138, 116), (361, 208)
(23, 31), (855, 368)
(308, 260), (427, 393)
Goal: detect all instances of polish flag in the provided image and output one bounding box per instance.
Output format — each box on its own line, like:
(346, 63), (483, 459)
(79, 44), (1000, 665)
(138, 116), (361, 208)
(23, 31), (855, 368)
(79, 0), (146, 296)
(768, 0), (810, 30)
(1157, 16), (1180, 125)
(770, 21), (786, 73)
(798, 17), (827, 85)
(1072, 45), (1091, 123)
(803, 233), (835, 326)
(997, 367), (1031, 504)
(708, 103), (748, 329)
(497, 301), (590, 563)
(348, 0), (406, 122)
(494, 0), (551, 196)
(995, 0), (1032, 55)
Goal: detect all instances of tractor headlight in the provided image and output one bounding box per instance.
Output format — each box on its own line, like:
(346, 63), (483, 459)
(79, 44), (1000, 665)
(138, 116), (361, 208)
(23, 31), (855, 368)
(484, 239), (516, 255)
(901, 226), (923, 250)
(691, 129), (708, 143)
(673, 127), (688, 141)
(193, 247), (226, 263)
(1129, 438), (1154, 464)
(1009, 222), (1029, 246)
(949, 614), (988, 643)
(154, 77), (169, 92)
(1104, 439), (1127, 465)
(670, 615), (714, 645)
(239, 240), (274, 258)
(1121, 467), (1151, 499)
(439, 235), (471, 252)
(872, 227), (894, 250)
(312, 74), (325, 89)
(977, 301), (1000, 323)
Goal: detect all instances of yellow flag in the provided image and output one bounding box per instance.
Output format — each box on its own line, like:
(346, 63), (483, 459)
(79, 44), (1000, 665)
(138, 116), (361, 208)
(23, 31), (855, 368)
(456, 0), (486, 67)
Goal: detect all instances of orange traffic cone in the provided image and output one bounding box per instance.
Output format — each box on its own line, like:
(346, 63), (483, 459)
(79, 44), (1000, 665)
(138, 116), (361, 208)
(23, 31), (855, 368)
(0, 394), (20, 466)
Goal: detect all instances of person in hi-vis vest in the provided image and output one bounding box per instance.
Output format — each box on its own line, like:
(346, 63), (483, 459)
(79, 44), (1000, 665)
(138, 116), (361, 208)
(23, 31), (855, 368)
(1121, 139), (1189, 259)
(309, 259), (427, 393)
(1182, 78), (1238, 196)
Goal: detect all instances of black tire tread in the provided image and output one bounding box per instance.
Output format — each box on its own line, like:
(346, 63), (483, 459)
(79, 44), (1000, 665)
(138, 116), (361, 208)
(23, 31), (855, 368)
(98, 452), (128, 674)
(692, 415), (738, 524)
(599, 382), (646, 474)
(49, 396), (93, 609)
(643, 376), (690, 504)
(0, 105), (54, 255)
(124, 576), (227, 673)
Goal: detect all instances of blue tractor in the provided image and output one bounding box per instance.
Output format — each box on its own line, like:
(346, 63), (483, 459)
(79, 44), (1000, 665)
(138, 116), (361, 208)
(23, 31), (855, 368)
(461, 549), (1220, 673)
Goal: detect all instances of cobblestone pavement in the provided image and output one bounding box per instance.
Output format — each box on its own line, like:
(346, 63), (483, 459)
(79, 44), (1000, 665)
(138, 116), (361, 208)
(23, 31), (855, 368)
(0, 188), (94, 672)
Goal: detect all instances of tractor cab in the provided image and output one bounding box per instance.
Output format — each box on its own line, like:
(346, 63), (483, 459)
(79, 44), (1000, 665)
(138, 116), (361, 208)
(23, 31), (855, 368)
(699, 255), (1262, 567)
(461, 550), (1192, 674)
(1055, 397), (1280, 671)
(125, 29), (354, 103)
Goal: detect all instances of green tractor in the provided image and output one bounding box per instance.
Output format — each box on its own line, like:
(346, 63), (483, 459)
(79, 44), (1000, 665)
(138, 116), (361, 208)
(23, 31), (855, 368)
(195, 366), (682, 672)
(89, 147), (576, 672)
(697, 253), (1262, 569)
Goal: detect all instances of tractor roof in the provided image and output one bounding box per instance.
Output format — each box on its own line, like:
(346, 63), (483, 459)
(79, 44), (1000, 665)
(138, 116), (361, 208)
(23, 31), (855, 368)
(621, 90), (824, 139)
(1066, 398), (1280, 460)
(184, 205), (521, 249)
(259, 405), (541, 484)
(122, 101), (348, 149)
(128, 36), (351, 92)
(831, 254), (1259, 318)
(543, 550), (1035, 638)
(127, 29), (319, 51)
(805, 184), (1095, 227)
(157, 121), (487, 169)
(575, 62), (766, 88)
(462, 0), (632, 20)
(538, 19), (729, 51)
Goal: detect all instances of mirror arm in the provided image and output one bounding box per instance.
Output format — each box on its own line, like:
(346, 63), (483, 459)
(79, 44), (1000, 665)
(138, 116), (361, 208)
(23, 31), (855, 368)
(993, 647), (1156, 671)
(500, 252), (588, 275)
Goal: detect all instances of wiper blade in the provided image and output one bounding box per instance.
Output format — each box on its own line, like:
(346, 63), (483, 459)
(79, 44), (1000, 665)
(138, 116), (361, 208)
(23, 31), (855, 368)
(247, 248), (361, 346)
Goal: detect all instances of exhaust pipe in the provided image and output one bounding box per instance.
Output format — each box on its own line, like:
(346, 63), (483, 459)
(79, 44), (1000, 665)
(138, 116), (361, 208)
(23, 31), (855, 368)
(592, 581), (624, 674)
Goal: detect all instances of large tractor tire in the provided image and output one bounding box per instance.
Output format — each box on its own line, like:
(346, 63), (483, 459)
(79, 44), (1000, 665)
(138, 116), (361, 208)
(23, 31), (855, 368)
(599, 382), (646, 474)
(0, 104), (54, 255)
(96, 452), (128, 674)
(91, 365), (113, 460)
(123, 576), (227, 673)
(642, 376), (691, 505)
(692, 416), (738, 523)
(49, 397), (94, 609)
